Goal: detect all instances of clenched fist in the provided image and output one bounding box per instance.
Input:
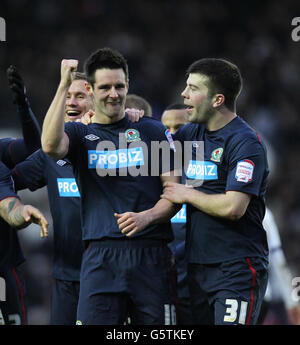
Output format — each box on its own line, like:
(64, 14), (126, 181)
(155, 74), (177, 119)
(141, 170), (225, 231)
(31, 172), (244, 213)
(60, 59), (78, 88)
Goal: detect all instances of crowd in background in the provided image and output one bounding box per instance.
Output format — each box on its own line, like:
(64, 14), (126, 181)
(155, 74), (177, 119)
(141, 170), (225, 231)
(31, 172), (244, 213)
(1, 0), (300, 324)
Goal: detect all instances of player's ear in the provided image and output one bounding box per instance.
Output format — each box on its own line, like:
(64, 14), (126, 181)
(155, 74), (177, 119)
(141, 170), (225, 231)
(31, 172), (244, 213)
(212, 94), (225, 108)
(85, 82), (93, 96)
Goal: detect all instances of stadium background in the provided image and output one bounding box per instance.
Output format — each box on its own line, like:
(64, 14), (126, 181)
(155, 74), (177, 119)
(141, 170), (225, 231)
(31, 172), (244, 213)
(1, 0), (300, 324)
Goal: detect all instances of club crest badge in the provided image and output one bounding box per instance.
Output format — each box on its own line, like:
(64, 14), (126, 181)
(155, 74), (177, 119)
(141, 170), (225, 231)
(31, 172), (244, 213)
(210, 148), (223, 162)
(125, 128), (141, 142)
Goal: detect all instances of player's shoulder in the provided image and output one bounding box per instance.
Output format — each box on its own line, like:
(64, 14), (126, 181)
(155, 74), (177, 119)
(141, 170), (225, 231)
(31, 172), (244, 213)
(0, 159), (11, 177)
(64, 121), (89, 141)
(173, 122), (201, 142)
(0, 137), (16, 150)
(64, 121), (87, 130)
(230, 116), (263, 145)
(133, 116), (168, 138)
(138, 116), (165, 129)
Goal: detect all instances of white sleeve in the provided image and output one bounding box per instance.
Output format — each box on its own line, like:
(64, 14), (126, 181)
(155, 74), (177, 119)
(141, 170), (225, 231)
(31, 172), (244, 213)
(263, 208), (299, 309)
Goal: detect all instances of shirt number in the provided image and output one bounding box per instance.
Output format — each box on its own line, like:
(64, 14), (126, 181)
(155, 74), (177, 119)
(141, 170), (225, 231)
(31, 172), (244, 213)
(224, 299), (248, 324)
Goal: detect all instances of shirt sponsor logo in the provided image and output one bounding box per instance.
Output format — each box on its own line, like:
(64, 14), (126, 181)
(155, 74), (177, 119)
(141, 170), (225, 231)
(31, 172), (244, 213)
(85, 134), (100, 141)
(57, 178), (80, 197)
(171, 204), (186, 223)
(186, 160), (218, 180)
(235, 159), (254, 183)
(88, 147), (144, 169)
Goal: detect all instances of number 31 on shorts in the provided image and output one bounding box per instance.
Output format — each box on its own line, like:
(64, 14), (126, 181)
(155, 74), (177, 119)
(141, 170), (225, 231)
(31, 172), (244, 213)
(224, 299), (248, 324)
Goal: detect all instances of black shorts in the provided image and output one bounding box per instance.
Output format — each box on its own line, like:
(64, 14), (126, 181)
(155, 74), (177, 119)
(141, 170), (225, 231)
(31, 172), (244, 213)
(50, 279), (80, 325)
(0, 265), (27, 325)
(76, 239), (177, 325)
(188, 257), (268, 325)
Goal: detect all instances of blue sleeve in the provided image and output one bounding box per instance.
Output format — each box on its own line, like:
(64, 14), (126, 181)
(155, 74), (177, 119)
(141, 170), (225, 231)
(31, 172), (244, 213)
(12, 149), (46, 191)
(64, 122), (87, 165)
(226, 139), (268, 197)
(0, 161), (18, 201)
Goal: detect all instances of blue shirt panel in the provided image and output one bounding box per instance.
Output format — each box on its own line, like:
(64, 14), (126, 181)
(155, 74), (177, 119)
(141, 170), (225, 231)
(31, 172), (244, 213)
(13, 149), (84, 281)
(174, 116), (269, 263)
(64, 115), (174, 242)
(0, 157), (25, 269)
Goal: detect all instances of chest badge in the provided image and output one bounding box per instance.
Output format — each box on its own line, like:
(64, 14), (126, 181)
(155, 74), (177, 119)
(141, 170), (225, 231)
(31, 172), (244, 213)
(125, 128), (141, 142)
(210, 147), (223, 162)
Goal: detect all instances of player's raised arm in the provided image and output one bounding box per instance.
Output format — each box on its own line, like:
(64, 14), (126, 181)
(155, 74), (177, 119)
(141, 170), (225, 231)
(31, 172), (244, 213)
(41, 59), (78, 159)
(7, 65), (42, 152)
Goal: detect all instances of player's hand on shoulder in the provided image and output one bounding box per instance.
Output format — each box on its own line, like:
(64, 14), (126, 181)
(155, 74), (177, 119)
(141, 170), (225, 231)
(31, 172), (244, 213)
(125, 108), (144, 122)
(76, 110), (95, 125)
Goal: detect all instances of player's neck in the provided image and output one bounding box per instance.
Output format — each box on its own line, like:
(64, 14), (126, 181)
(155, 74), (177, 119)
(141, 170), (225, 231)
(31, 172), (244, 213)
(206, 108), (237, 132)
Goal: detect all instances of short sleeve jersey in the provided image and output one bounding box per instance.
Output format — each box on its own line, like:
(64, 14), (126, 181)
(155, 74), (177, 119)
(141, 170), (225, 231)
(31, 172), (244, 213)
(174, 116), (269, 264)
(13, 149), (84, 281)
(64, 115), (174, 242)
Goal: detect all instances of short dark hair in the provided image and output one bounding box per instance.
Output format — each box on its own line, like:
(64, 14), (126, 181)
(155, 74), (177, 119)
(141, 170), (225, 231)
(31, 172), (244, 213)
(73, 71), (87, 81)
(187, 58), (242, 111)
(125, 94), (153, 117)
(165, 103), (187, 111)
(84, 47), (129, 87)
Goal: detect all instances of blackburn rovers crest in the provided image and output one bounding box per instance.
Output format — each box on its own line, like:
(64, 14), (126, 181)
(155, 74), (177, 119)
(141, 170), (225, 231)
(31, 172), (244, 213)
(210, 148), (223, 162)
(125, 129), (141, 142)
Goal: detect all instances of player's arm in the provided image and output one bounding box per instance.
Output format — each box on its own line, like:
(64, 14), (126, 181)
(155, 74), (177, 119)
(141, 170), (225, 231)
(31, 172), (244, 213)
(161, 183), (251, 221)
(0, 197), (48, 237)
(7, 65), (41, 151)
(115, 172), (181, 237)
(12, 149), (47, 192)
(41, 59), (78, 159)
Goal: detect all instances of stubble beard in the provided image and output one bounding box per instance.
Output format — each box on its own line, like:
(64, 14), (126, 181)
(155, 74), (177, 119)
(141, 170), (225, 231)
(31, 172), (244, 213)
(95, 100), (125, 123)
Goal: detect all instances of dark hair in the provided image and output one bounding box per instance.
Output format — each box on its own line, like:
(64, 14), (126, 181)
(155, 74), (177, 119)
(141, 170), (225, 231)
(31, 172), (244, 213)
(84, 47), (129, 87)
(165, 103), (187, 111)
(73, 71), (87, 81)
(125, 94), (153, 117)
(187, 58), (242, 111)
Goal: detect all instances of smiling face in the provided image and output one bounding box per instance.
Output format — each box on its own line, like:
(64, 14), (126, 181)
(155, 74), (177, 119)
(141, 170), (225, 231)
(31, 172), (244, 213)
(65, 79), (94, 122)
(87, 68), (129, 124)
(181, 73), (216, 124)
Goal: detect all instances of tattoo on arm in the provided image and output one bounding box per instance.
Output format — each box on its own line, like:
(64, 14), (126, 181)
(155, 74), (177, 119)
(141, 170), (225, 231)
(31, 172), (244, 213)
(7, 199), (18, 214)
(0, 197), (26, 229)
